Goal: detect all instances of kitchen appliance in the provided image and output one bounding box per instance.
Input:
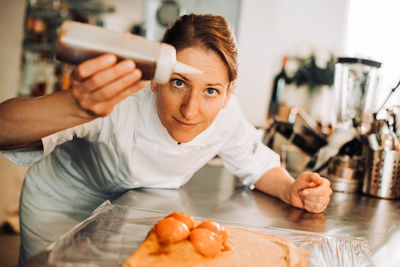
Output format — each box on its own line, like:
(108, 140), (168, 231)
(330, 57), (400, 198)
(334, 57), (381, 132)
(264, 117), (327, 177)
(320, 57), (382, 193)
(327, 155), (363, 193)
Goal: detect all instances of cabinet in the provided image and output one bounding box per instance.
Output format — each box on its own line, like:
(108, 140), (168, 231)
(19, 0), (114, 97)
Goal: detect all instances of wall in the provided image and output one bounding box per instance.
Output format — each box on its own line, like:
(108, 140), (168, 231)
(0, 0), (25, 102)
(101, 0), (144, 31)
(0, 0), (29, 224)
(143, 0), (241, 41)
(345, 0), (400, 107)
(235, 0), (349, 126)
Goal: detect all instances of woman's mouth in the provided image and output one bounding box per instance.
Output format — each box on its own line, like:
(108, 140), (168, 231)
(173, 117), (198, 128)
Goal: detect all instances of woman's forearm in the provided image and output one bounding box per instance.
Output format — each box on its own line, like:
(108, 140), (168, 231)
(254, 167), (295, 204)
(0, 90), (93, 149)
(255, 167), (332, 213)
(0, 55), (146, 150)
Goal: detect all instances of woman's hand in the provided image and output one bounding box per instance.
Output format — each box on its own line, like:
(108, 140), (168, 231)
(287, 172), (332, 213)
(71, 54), (147, 118)
(255, 167), (332, 213)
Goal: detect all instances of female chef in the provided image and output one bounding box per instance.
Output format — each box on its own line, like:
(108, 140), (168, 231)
(0, 14), (332, 263)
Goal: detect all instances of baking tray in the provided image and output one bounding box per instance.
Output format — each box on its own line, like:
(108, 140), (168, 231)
(46, 201), (373, 267)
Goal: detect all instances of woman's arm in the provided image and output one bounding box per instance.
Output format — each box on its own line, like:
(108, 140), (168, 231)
(254, 167), (332, 213)
(0, 54), (146, 150)
(0, 91), (89, 149)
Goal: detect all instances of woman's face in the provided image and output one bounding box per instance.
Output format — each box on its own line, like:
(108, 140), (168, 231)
(154, 46), (232, 143)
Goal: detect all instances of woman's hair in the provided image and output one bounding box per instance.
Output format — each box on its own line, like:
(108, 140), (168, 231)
(162, 14), (238, 82)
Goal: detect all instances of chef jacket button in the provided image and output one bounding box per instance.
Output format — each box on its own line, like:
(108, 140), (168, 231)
(133, 182), (140, 186)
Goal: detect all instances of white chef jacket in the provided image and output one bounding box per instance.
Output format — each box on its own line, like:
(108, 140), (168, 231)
(2, 86), (280, 263)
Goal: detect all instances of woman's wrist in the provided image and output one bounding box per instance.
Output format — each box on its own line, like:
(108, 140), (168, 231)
(276, 167), (295, 204)
(65, 90), (98, 121)
(281, 180), (294, 205)
(255, 167), (295, 204)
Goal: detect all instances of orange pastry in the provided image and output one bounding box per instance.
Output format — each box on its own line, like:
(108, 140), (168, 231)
(124, 212), (309, 267)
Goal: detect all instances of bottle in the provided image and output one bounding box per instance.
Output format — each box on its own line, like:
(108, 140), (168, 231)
(268, 56), (289, 119)
(56, 21), (201, 84)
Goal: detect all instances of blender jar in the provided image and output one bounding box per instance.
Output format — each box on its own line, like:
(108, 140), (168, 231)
(334, 57), (381, 131)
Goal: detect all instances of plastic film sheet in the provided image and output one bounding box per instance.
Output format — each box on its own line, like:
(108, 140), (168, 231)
(46, 200), (373, 267)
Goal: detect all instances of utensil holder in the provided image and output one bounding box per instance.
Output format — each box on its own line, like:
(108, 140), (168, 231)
(362, 149), (400, 199)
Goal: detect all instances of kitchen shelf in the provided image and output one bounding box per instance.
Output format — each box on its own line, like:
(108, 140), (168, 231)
(19, 0), (115, 97)
(26, 8), (67, 21)
(23, 42), (55, 52)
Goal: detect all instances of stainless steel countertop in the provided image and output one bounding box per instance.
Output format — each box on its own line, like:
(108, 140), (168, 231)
(24, 164), (400, 266)
(114, 164), (400, 253)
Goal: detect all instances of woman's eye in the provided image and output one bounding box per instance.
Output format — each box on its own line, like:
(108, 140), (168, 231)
(172, 79), (185, 88)
(205, 88), (219, 96)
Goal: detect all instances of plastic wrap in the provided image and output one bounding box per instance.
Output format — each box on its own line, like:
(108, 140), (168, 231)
(47, 200), (373, 267)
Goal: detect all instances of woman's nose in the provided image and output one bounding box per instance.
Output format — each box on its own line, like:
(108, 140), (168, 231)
(180, 93), (199, 120)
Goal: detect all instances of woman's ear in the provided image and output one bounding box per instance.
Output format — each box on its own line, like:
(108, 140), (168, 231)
(222, 81), (234, 108)
(150, 81), (157, 92)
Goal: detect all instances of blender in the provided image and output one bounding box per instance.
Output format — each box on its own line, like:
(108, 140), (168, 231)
(316, 57), (382, 193)
(334, 57), (382, 132)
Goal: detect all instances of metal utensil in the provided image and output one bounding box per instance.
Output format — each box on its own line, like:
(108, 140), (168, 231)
(372, 119), (387, 135)
(393, 106), (400, 136)
(368, 133), (381, 151)
(288, 107), (319, 133)
(395, 139), (400, 151)
(378, 122), (392, 149)
(375, 79), (400, 115)
(265, 118), (327, 156)
(380, 133), (394, 150)
(313, 137), (363, 173)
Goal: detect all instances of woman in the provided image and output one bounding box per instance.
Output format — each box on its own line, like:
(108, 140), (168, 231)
(0, 14), (331, 263)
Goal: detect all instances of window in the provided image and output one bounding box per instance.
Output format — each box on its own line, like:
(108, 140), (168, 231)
(345, 0), (400, 107)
